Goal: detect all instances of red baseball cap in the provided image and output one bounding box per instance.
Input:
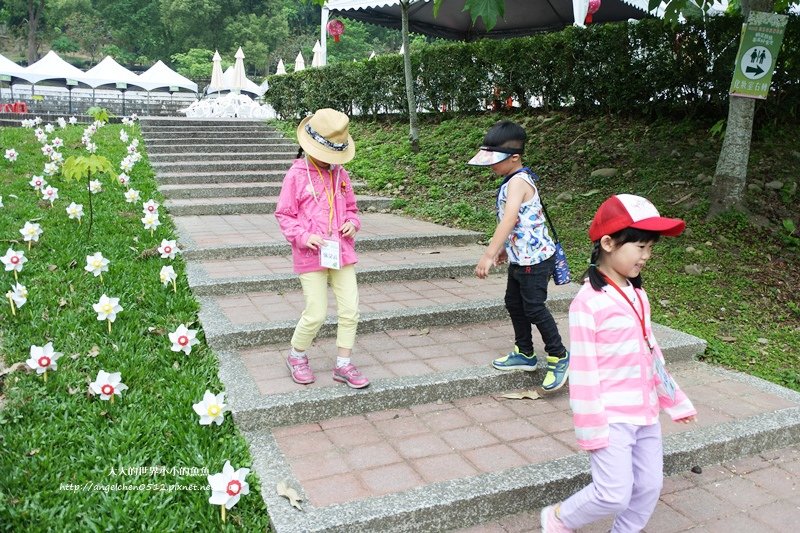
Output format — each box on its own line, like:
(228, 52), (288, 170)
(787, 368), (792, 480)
(588, 194), (686, 241)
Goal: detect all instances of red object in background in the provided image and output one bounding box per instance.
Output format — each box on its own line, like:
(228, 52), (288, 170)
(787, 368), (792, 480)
(327, 19), (345, 43)
(13, 101), (28, 113)
(585, 0), (602, 24)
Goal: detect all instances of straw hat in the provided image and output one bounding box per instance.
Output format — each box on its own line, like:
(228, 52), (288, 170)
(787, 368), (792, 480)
(296, 108), (355, 165)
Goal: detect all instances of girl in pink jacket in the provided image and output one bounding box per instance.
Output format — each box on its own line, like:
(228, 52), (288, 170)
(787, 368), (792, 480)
(541, 194), (696, 533)
(274, 109), (369, 389)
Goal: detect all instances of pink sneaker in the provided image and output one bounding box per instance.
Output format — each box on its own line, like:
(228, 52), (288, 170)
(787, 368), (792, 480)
(540, 505), (573, 533)
(332, 363), (370, 389)
(286, 354), (315, 384)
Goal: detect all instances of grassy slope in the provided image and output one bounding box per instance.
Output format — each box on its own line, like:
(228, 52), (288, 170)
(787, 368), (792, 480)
(0, 124), (269, 531)
(276, 111), (800, 391)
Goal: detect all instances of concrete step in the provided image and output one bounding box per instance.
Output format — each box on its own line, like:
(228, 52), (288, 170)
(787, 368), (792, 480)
(141, 123), (273, 131)
(187, 243), (489, 294)
(243, 361), (800, 532)
(173, 212), (482, 260)
(149, 150), (296, 163)
(164, 195), (393, 216)
(156, 170), (287, 185)
(139, 117), (267, 127)
(145, 142), (296, 154)
(142, 131), (286, 141)
(219, 316), (707, 430)
(159, 180), (367, 199)
(151, 159), (293, 173)
(197, 274), (577, 350)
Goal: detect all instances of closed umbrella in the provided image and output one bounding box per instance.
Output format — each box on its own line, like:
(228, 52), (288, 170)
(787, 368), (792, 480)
(231, 47), (246, 94)
(294, 52), (305, 73)
(311, 40), (322, 68)
(275, 59), (287, 75)
(209, 50), (225, 94)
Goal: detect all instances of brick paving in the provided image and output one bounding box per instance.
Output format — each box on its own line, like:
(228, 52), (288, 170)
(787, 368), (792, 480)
(173, 212), (476, 248)
(454, 444), (800, 532)
(272, 362), (796, 509)
(241, 317), (566, 395)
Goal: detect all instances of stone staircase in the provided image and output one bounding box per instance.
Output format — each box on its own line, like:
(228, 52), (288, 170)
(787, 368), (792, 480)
(139, 117), (800, 533)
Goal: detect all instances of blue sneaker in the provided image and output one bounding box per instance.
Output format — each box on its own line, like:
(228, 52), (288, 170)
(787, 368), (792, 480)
(492, 346), (538, 371)
(542, 351), (570, 391)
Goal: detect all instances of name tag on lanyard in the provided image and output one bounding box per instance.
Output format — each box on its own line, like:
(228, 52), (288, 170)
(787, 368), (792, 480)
(320, 239), (341, 270)
(654, 356), (676, 402)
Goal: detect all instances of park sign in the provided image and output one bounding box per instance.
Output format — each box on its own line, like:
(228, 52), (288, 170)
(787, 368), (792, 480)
(730, 11), (788, 100)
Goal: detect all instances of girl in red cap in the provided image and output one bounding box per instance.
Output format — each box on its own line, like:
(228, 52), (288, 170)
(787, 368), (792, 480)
(540, 194), (697, 533)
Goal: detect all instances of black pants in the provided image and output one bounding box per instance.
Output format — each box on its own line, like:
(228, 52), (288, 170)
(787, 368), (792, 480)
(504, 257), (566, 358)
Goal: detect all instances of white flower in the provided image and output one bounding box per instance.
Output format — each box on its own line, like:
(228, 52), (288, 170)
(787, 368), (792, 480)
(51, 137), (63, 149)
(44, 123), (55, 134)
(119, 157), (134, 173)
(42, 185), (59, 204)
(4, 149), (18, 162)
(85, 142), (97, 154)
(21, 119), (34, 128)
(57, 117), (67, 129)
(208, 461), (249, 510)
(130, 138), (139, 148)
(93, 294), (122, 322)
(0, 196), (3, 208)
(20, 222), (43, 243)
(66, 202), (84, 221)
(93, 120), (105, 129)
(69, 116), (77, 125)
(121, 117), (131, 127)
(158, 239), (180, 259)
(129, 151), (142, 163)
(26, 342), (62, 375)
(120, 130), (129, 143)
(50, 151), (63, 164)
(160, 265), (176, 287)
(169, 324), (199, 355)
(193, 390), (227, 426)
(142, 199), (159, 215)
(41, 144), (53, 156)
(43, 162), (58, 176)
(6, 283), (28, 308)
(35, 132), (48, 144)
(1, 248), (27, 272)
(117, 173), (130, 187)
(85, 252), (109, 277)
(89, 180), (102, 194)
(142, 213), (160, 231)
(124, 189), (141, 203)
(34, 116), (42, 125)
(29, 176), (46, 190)
(130, 113), (138, 121)
(89, 370), (128, 400)
(126, 144), (138, 155)
(86, 124), (97, 135)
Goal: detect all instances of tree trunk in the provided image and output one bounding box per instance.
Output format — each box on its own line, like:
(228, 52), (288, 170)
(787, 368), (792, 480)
(707, 0), (774, 218)
(26, 0), (44, 64)
(401, 1), (420, 153)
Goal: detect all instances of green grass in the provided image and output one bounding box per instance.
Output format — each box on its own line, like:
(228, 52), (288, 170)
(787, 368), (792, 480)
(274, 111), (800, 392)
(0, 122), (269, 531)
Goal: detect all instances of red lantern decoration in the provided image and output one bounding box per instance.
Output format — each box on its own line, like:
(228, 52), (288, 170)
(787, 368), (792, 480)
(327, 19), (345, 43)
(585, 0), (601, 24)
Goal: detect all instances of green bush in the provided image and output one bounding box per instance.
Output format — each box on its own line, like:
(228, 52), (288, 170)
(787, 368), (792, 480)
(264, 16), (800, 122)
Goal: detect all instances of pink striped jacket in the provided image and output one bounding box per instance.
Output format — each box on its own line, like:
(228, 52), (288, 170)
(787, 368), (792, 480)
(568, 280), (696, 450)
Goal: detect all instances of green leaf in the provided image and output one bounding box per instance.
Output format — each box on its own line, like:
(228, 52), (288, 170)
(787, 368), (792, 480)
(61, 154), (114, 181)
(462, 0), (505, 31)
(648, 0), (662, 12)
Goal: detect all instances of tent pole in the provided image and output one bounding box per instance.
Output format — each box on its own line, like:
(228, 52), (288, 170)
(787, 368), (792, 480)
(68, 88), (72, 114)
(321, 6), (329, 67)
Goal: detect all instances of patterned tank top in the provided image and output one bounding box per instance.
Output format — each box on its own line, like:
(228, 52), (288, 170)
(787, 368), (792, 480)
(496, 169), (556, 266)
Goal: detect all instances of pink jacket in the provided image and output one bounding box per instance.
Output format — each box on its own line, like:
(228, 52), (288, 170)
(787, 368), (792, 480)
(275, 158), (361, 274)
(568, 281), (696, 450)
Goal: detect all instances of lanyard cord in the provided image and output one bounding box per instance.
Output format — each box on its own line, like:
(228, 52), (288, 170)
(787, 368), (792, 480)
(306, 157), (337, 235)
(600, 273), (651, 350)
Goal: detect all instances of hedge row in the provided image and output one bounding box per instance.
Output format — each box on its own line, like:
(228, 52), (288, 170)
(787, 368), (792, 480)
(264, 16), (800, 121)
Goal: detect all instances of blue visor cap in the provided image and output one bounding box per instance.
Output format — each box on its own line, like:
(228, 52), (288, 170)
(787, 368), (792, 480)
(467, 146), (523, 166)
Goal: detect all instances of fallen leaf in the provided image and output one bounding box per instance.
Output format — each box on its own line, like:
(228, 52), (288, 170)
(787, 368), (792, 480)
(47, 264), (58, 272)
(68, 260), (77, 269)
(718, 336), (737, 343)
(27, 448), (40, 456)
(148, 326), (167, 336)
(409, 328), (430, 337)
(671, 192), (693, 205)
(502, 390), (541, 400)
(68, 386), (79, 395)
(277, 479), (303, 510)
(87, 345), (100, 358)
(580, 189), (601, 197)
(70, 353), (80, 360)
(58, 298), (67, 308)
(172, 361), (180, 370)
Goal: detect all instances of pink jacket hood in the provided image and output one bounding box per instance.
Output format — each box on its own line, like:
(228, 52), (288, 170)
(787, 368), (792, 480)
(275, 158), (361, 274)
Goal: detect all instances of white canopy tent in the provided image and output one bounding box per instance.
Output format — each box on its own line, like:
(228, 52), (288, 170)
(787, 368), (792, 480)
(0, 54), (32, 99)
(219, 66), (264, 97)
(84, 56), (147, 114)
(23, 50), (97, 87)
(137, 60), (198, 93)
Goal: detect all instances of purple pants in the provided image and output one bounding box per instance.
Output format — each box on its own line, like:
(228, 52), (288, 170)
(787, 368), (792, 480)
(560, 423), (663, 532)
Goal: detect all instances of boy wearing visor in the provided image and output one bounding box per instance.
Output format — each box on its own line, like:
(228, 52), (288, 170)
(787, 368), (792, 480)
(470, 121), (569, 392)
